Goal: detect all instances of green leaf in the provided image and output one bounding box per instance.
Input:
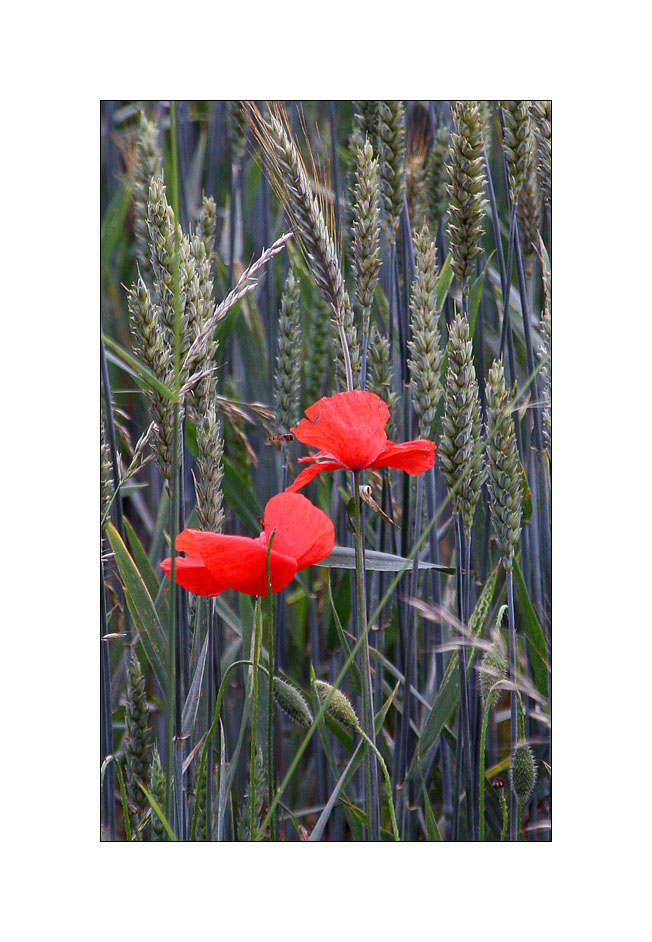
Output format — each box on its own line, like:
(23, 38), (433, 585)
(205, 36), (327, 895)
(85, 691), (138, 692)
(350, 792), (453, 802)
(318, 546), (455, 575)
(435, 254), (454, 312)
(413, 563), (499, 763)
(512, 558), (549, 696)
(101, 175), (133, 276)
(106, 523), (168, 693)
(519, 460), (533, 525)
(103, 334), (176, 402)
(418, 753), (442, 841)
(124, 518), (162, 608)
(181, 630), (209, 738)
(468, 255), (491, 338)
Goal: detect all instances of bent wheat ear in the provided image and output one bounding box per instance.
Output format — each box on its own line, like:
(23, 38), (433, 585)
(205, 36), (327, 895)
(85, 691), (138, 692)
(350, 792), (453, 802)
(247, 102), (358, 390)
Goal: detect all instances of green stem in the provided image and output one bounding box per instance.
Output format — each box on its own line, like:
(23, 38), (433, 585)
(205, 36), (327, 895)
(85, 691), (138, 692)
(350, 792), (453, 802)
(165, 99), (182, 828)
(190, 659), (266, 841)
(100, 756), (132, 842)
(499, 793), (508, 841)
(478, 681), (505, 842)
(265, 531), (276, 841)
(250, 599), (262, 841)
(353, 470), (373, 839)
(357, 728), (399, 841)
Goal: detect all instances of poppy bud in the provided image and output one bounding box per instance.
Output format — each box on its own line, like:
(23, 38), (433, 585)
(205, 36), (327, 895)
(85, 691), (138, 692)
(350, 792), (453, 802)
(273, 677), (313, 729)
(313, 680), (360, 730)
(480, 642), (507, 707)
(510, 741), (537, 806)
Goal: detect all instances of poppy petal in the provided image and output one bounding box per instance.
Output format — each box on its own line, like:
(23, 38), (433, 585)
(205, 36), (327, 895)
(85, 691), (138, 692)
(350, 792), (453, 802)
(161, 555), (225, 596)
(176, 529), (298, 596)
(291, 391), (389, 470)
(261, 492), (335, 571)
(285, 460), (344, 493)
(369, 439), (436, 475)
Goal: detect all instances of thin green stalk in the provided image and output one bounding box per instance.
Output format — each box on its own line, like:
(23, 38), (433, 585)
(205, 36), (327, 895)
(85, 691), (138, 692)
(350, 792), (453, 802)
(256, 361), (545, 840)
(190, 658), (264, 841)
(265, 531), (276, 842)
(250, 599), (262, 841)
(356, 727), (399, 841)
(478, 680), (505, 842)
(353, 470), (379, 840)
(507, 569), (518, 841)
(100, 756), (132, 842)
(164, 100), (182, 828)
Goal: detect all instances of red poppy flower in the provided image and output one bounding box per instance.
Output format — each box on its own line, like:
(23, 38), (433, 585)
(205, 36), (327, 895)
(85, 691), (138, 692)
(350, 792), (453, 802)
(161, 492), (335, 597)
(286, 390), (435, 492)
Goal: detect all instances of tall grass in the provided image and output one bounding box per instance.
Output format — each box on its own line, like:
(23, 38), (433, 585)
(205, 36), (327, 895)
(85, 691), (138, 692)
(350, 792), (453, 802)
(100, 100), (551, 841)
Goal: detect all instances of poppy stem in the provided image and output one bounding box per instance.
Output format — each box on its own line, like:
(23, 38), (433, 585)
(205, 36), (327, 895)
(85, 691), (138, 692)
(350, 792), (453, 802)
(250, 598), (261, 841)
(353, 471), (380, 840)
(265, 531), (276, 842)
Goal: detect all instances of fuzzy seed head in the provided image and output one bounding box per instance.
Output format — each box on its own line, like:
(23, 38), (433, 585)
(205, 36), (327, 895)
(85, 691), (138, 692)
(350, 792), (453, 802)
(352, 137), (382, 335)
(485, 358), (523, 571)
(501, 101), (536, 203)
(378, 100), (406, 237)
(531, 101), (551, 204)
(446, 101), (487, 286)
(275, 270), (302, 433)
(100, 419), (113, 524)
(195, 398), (225, 533)
(480, 641), (507, 707)
(273, 677), (313, 729)
(227, 100), (248, 167)
(314, 680), (359, 730)
(367, 325), (398, 434)
(303, 296), (334, 407)
(132, 114), (162, 291)
(510, 740), (537, 806)
(148, 746), (166, 840)
(408, 224), (443, 437)
(125, 652), (152, 817)
(439, 314), (486, 536)
(428, 125), (450, 230)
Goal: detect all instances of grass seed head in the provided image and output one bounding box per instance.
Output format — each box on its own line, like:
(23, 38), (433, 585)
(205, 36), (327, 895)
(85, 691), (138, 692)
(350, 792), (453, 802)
(132, 113), (162, 292)
(439, 313), (486, 536)
(195, 398), (225, 533)
(428, 125), (450, 232)
(367, 325), (398, 434)
(531, 101), (552, 204)
(446, 101), (487, 287)
(275, 269), (302, 434)
(378, 100), (406, 237)
(125, 651), (152, 819)
(352, 137), (382, 340)
(501, 101), (536, 204)
(273, 677), (313, 729)
(485, 358), (523, 572)
(148, 746), (166, 841)
(408, 223), (443, 437)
